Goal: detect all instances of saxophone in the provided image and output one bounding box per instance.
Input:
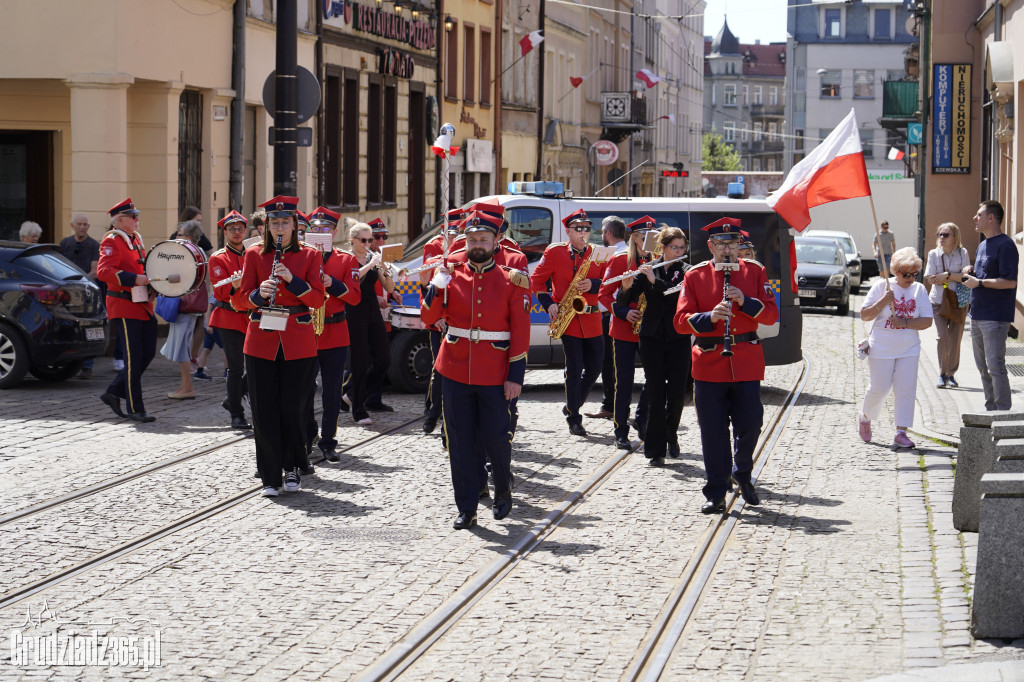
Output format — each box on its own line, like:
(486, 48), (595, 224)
(548, 255), (593, 339)
(632, 294), (647, 335)
(313, 250), (328, 336)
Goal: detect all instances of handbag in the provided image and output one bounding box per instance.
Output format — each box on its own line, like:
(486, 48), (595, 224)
(155, 295), (180, 323)
(937, 254), (969, 324)
(177, 284), (209, 315)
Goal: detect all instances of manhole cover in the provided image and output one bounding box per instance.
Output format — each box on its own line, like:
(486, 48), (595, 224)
(302, 527), (423, 543)
(1007, 364), (1024, 377)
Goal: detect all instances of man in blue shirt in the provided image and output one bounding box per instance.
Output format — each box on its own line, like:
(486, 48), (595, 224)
(964, 200), (1018, 410)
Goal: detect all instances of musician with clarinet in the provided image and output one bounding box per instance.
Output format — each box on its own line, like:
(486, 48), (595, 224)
(233, 196), (325, 497)
(674, 217), (778, 514)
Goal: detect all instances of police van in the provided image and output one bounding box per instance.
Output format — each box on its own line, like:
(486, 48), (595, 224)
(385, 181), (802, 392)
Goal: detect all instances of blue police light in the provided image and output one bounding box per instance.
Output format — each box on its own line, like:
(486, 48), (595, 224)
(507, 181), (564, 196)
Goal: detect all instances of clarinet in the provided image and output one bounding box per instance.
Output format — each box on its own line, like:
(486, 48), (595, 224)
(721, 256), (734, 358)
(267, 235), (283, 308)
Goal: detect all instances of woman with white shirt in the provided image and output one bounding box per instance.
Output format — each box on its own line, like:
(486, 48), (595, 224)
(858, 247), (934, 449)
(922, 222), (969, 388)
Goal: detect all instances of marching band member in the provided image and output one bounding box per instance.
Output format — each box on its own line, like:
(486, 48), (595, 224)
(232, 196), (325, 497)
(598, 216), (656, 449)
(619, 227), (692, 465)
(307, 207), (361, 462)
(345, 222), (392, 425)
(590, 216), (628, 421)
(531, 209), (608, 437)
(362, 218), (399, 413)
(98, 198), (157, 423)
(421, 211), (530, 530)
(674, 218), (778, 513)
(208, 210), (252, 430)
(738, 231), (756, 262)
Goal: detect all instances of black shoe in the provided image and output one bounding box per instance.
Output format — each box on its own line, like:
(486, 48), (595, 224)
(668, 442), (681, 459)
(492, 491), (512, 520)
(231, 416), (252, 430)
(299, 463), (315, 476)
(364, 402), (395, 413)
(100, 392), (124, 418)
(323, 449), (340, 463)
(128, 412), (155, 423)
(615, 437), (631, 450)
(423, 417), (438, 434)
(649, 456), (665, 467)
(731, 477), (760, 505)
(453, 511), (478, 530)
(222, 398), (232, 414)
(254, 469), (261, 478)
(568, 423), (587, 437)
(701, 497), (727, 514)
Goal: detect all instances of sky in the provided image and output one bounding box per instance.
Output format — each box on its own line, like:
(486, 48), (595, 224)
(703, 0), (789, 45)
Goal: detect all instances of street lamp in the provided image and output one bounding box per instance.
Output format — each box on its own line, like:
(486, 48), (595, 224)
(444, 14), (453, 31)
(394, 0), (403, 13)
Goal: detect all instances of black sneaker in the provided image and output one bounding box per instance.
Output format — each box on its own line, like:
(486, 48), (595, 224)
(284, 469), (301, 492)
(298, 462), (315, 476)
(323, 449), (340, 463)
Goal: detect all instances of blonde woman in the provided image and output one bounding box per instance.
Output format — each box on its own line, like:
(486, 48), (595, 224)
(923, 222), (969, 388)
(858, 247), (933, 448)
(345, 222), (391, 425)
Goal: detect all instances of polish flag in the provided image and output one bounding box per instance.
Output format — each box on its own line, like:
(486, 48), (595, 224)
(569, 75), (585, 88)
(887, 146), (905, 161)
(520, 30), (544, 57)
(766, 109), (871, 231)
(657, 114), (676, 123)
(636, 69), (663, 87)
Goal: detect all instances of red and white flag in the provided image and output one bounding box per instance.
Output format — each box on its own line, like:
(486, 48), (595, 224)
(887, 146), (905, 161)
(657, 114), (676, 123)
(569, 75), (585, 88)
(520, 30), (544, 57)
(766, 109), (871, 231)
(636, 68), (663, 88)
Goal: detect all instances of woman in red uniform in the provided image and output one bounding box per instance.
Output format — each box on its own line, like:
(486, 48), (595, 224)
(232, 196), (325, 497)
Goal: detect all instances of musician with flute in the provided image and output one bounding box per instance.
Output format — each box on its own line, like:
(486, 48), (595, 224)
(674, 217), (778, 514)
(232, 196), (325, 497)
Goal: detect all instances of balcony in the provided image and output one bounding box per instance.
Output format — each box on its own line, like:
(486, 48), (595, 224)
(744, 140), (784, 154)
(748, 104), (785, 119)
(600, 92), (649, 143)
(882, 80), (918, 120)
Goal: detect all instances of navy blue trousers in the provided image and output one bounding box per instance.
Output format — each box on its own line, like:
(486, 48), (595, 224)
(219, 328), (246, 419)
(316, 345), (349, 453)
(599, 313), (614, 411)
(639, 336), (690, 458)
(693, 379), (763, 500)
(611, 338), (648, 440)
(562, 335), (603, 425)
(425, 328), (442, 419)
(248, 350), (317, 488)
(106, 316), (157, 415)
(442, 377), (513, 513)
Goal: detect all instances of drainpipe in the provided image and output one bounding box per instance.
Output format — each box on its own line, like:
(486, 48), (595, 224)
(229, 0), (245, 214)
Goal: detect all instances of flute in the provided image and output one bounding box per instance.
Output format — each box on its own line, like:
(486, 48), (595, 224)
(399, 257), (444, 281)
(603, 255), (686, 285)
(213, 271), (242, 289)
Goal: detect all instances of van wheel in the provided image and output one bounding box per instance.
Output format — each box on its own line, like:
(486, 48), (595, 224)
(388, 331), (432, 393)
(0, 323), (30, 389)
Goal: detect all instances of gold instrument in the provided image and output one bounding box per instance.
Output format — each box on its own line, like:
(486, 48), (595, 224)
(313, 245), (328, 336)
(632, 294), (646, 335)
(548, 255), (593, 339)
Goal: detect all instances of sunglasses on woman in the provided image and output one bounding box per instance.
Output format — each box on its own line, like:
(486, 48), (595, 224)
(357, 238), (374, 244)
(898, 271), (919, 278)
(937, 232), (951, 238)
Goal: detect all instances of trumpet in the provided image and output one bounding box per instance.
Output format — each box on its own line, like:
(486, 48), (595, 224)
(213, 271), (243, 289)
(398, 257), (444, 280)
(602, 255), (687, 285)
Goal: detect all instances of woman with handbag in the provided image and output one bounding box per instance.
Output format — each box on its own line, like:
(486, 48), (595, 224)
(160, 220), (209, 399)
(923, 222), (970, 388)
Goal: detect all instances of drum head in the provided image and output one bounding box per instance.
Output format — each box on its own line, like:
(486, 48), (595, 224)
(146, 240), (207, 296)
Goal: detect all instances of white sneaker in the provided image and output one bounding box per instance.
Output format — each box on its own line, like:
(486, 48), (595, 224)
(261, 486), (279, 497)
(284, 470), (301, 492)
(112, 359), (125, 371)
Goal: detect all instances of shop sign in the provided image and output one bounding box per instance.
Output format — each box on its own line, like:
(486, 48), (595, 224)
(465, 139), (493, 173)
(932, 64), (971, 175)
(340, 2), (436, 51)
(379, 48), (415, 78)
(591, 140), (619, 166)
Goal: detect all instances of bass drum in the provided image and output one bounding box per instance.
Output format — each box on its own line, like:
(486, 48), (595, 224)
(145, 239), (208, 297)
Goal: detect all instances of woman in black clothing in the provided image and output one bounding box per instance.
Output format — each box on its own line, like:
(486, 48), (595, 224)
(345, 223), (393, 425)
(618, 227), (692, 466)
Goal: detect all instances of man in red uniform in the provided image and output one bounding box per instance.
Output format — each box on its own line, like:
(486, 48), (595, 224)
(421, 211), (530, 530)
(531, 209), (608, 436)
(208, 210), (252, 429)
(98, 198), (157, 423)
(307, 206), (362, 461)
(674, 217), (779, 513)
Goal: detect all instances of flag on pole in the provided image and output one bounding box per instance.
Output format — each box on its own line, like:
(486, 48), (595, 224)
(520, 30), (544, 57)
(569, 75), (585, 88)
(657, 114), (676, 123)
(636, 69), (663, 87)
(766, 109), (871, 231)
(887, 146), (905, 161)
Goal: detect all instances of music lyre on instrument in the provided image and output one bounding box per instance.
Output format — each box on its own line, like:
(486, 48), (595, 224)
(145, 239), (208, 297)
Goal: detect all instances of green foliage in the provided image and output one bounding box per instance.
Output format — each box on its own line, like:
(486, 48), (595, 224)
(702, 132), (743, 171)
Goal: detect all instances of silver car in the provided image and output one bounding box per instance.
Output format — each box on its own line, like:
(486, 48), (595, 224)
(805, 229), (862, 291)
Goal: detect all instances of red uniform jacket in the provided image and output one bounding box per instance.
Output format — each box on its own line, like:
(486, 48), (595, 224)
(421, 259), (530, 386)
(530, 242), (607, 339)
(598, 251), (650, 343)
(232, 245), (326, 361)
(98, 229), (153, 320)
(673, 259), (779, 382)
(208, 245), (249, 334)
(317, 248), (362, 350)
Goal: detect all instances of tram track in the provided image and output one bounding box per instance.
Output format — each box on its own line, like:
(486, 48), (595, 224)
(357, 359), (809, 682)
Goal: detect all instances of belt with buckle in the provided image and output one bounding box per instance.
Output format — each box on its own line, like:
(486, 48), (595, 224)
(580, 305), (598, 314)
(212, 299), (238, 312)
(446, 325), (511, 342)
(324, 311), (347, 324)
(695, 331), (759, 350)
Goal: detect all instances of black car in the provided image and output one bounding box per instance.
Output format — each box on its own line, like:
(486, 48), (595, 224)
(0, 241), (108, 388)
(794, 236), (851, 315)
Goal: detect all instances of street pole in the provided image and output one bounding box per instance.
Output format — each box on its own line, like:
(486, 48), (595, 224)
(916, 0), (931, 263)
(628, 6), (634, 198)
(229, 0), (245, 216)
(274, 0), (298, 196)
(535, 0), (546, 180)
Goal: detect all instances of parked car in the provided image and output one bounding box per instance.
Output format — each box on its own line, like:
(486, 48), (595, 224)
(0, 241), (108, 388)
(794, 236), (850, 315)
(805, 229), (862, 291)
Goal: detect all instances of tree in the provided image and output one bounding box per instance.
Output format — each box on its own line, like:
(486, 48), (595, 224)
(702, 132), (742, 171)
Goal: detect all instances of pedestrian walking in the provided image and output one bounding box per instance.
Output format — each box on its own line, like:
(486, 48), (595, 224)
(923, 222), (969, 388)
(963, 200), (1019, 411)
(590, 215), (628, 421)
(60, 213), (101, 378)
(857, 247), (933, 448)
(161, 220), (207, 400)
(873, 220), (896, 276)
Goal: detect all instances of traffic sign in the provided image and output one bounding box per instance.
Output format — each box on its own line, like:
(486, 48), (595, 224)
(262, 67), (322, 124)
(907, 123), (923, 145)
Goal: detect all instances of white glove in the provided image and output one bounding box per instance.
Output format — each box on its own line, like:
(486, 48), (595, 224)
(430, 269), (452, 290)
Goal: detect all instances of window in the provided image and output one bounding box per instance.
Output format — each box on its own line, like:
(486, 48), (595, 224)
(724, 83), (736, 106)
(795, 129), (804, 151)
(463, 25), (476, 102)
(324, 73), (342, 206)
(178, 90), (202, 217)
(824, 8), (842, 38)
(754, 123), (762, 141)
(367, 78), (382, 203)
(770, 87), (778, 105)
(724, 124), (735, 142)
(445, 20), (458, 99)
(342, 71), (359, 206)
(860, 128), (874, 158)
(383, 83), (397, 203)
(742, 85), (748, 105)
(741, 126), (749, 142)
(506, 207), (553, 262)
(874, 9), (891, 39)
(480, 29), (492, 105)
(820, 69), (841, 98)
(795, 66), (806, 93)
(819, 128), (833, 147)
(753, 86), (762, 105)
(854, 70), (874, 99)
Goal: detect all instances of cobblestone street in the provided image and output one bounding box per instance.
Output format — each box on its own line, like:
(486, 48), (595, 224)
(1, 290), (1023, 680)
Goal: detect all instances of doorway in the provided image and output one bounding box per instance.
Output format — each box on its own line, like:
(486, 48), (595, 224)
(0, 131), (54, 242)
